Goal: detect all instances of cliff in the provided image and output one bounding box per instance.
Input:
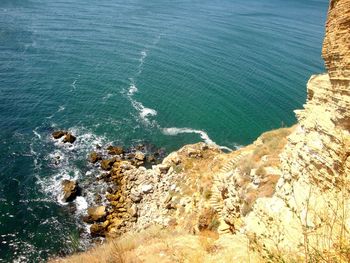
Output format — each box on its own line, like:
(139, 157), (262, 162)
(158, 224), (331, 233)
(55, 1), (350, 262)
(243, 0), (350, 260)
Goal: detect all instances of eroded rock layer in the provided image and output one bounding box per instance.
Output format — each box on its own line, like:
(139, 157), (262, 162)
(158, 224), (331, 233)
(244, 0), (350, 256)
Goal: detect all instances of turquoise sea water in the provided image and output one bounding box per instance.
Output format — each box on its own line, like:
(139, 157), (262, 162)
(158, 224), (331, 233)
(0, 0), (328, 261)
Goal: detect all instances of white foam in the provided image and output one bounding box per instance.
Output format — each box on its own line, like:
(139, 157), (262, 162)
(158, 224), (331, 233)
(126, 82), (158, 125)
(71, 79), (77, 90)
(128, 84), (138, 95)
(33, 129), (41, 140)
(130, 98), (157, 124)
(58, 106), (65, 112)
(102, 93), (113, 101)
(140, 107), (157, 118)
(162, 127), (232, 151)
(75, 196), (88, 211)
(139, 50), (147, 64)
(162, 127), (215, 144)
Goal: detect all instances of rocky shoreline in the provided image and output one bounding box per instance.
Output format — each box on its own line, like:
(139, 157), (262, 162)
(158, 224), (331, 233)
(51, 130), (168, 238)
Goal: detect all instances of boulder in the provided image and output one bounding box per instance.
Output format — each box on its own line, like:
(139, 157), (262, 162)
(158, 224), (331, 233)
(52, 131), (67, 139)
(130, 204), (138, 217)
(135, 151), (145, 161)
(130, 190), (142, 202)
(63, 133), (76, 144)
(158, 164), (170, 174)
(61, 180), (80, 202)
(87, 206), (106, 221)
(101, 159), (115, 170)
(141, 184), (153, 194)
(89, 152), (102, 163)
(90, 223), (107, 236)
(107, 146), (124, 155)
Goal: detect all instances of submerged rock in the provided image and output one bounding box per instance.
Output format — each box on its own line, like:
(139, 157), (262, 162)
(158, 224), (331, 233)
(52, 130), (67, 139)
(61, 180), (80, 202)
(63, 133), (76, 144)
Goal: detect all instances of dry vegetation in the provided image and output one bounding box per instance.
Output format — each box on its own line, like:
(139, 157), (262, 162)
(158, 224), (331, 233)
(51, 225), (260, 263)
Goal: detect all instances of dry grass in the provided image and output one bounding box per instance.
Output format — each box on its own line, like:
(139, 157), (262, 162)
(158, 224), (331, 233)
(53, 225), (262, 263)
(253, 126), (295, 163)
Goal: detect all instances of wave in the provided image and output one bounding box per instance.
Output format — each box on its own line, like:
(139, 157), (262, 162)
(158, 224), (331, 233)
(139, 50), (147, 66)
(126, 81), (158, 126)
(58, 105), (65, 112)
(162, 127), (232, 151)
(35, 127), (110, 202)
(45, 105), (65, 119)
(102, 93), (113, 102)
(71, 79), (77, 90)
(33, 129), (42, 140)
(128, 83), (138, 95)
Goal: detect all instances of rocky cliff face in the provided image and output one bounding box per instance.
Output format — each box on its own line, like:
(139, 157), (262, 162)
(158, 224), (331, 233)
(243, 0), (350, 257)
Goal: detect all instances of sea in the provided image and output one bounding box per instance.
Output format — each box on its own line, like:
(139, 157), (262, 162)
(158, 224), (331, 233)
(0, 0), (328, 261)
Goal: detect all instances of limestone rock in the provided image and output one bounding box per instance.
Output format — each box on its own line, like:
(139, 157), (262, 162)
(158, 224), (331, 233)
(63, 133), (76, 144)
(61, 180), (80, 202)
(141, 184), (153, 194)
(90, 223), (107, 236)
(130, 190), (142, 202)
(101, 159), (115, 171)
(52, 130), (67, 139)
(87, 206), (106, 221)
(242, 1), (350, 255)
(135, 151), (145, 161)
(158, 164), (170, 174)
(89, 152), (102, 163)
(107, 146), (124, 155)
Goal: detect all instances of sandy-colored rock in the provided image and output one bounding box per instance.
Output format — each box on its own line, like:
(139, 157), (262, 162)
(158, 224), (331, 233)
(89, 152), (102, 163)
(243, 1), (350, 257)
(61, 180), (80, 202)
(87, 206), (106, 221)
(52, 130), (67, 139)
(63, 133), (76, 143)
(101, 159), (115, 170)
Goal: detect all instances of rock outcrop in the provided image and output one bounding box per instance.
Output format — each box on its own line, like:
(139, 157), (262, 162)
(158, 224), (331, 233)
(61, 180), (80, 202)
(243, 0), (350, 258)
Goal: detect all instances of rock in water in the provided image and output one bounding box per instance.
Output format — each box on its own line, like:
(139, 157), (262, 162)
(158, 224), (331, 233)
(89, 152), (102, 163)
(83, 206), (106, 223)
(63, 133), (76, 143)
(52, 130), (67, 139)
(107, 146), (124, 155)
(101, 158), (115, 170)
(61, 180), (80, 202)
